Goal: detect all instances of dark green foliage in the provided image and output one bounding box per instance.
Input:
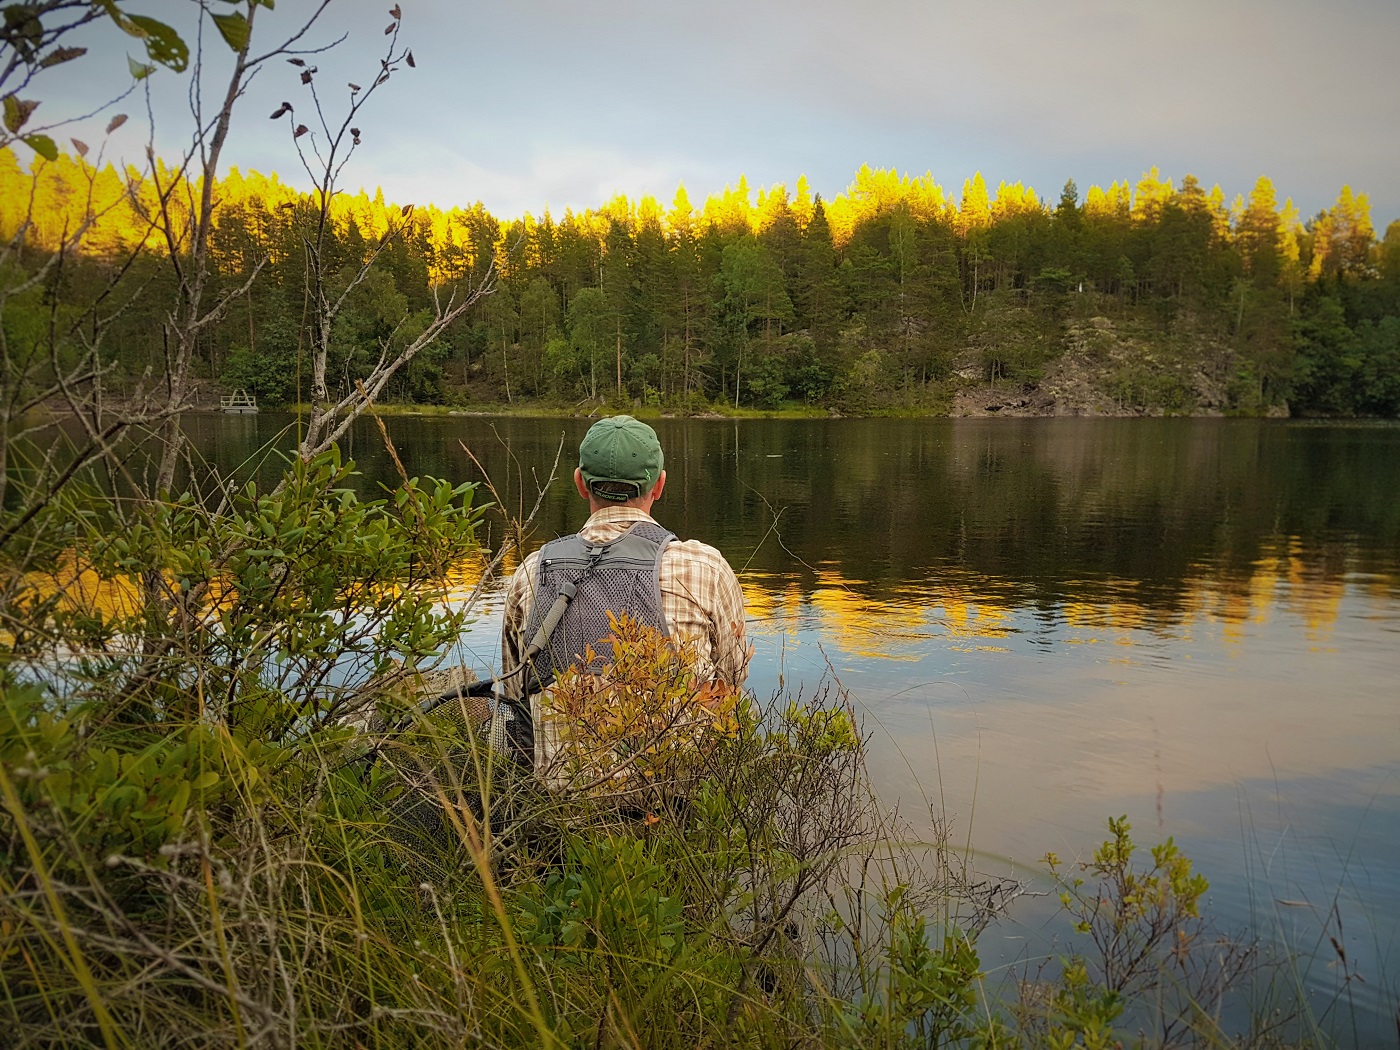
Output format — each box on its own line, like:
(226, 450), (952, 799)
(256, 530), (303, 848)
(1292, 297), (1360, 416)
(1355, 316), (1400, 415)
(518, 835), (686, 961)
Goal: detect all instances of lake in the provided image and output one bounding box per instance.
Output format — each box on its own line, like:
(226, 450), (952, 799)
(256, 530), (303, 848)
(192, 412), (1399, 1041)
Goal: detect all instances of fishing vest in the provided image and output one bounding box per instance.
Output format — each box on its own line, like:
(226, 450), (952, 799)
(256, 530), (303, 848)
(521, 519), (675, 692)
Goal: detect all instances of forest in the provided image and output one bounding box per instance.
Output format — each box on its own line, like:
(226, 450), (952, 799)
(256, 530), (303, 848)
(4, 148), (1400, 418)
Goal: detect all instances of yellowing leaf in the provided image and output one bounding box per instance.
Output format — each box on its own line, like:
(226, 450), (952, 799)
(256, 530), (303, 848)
(3, 96), (38, 134)
(39, 46), (87, 69)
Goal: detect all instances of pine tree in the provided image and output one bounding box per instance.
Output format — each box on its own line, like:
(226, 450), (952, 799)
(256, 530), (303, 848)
(797, 197), (841, 353)
(1237, 176), (1282, 285)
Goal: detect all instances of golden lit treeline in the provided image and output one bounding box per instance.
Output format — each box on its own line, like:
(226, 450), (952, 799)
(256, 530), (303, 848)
(3, 144), (1396, 419)
(0, 148), (1376, 274)
(0, 148), (496, 279)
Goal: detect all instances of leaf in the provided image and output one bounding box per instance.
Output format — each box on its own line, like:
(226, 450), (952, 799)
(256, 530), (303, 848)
(405, 50), (415, 68)
(106, 113), (128, 134)
(348, 82), (361, 92)
(23, 134), (58, 162)
(389, 4), (401, 18)
(70, 138), (89, 157)
(3, 96), (39, 134)
(130, 15), (189, 71)
(287, 58), (305, 67)
(127, 55), (156, 80)
(401, 203), (413, 217)
(39, 46), (87, 69)
(300, 69), (312, 84)
(293, 124), (308, 139)
(269, 102), (290, 119)
(93, 0), (136, 36)
(384, 22), (395, 34)
(211, 11), (251, 53)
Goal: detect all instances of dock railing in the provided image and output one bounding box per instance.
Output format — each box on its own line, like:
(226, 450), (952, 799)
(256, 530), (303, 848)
(220, 389), (258, 413)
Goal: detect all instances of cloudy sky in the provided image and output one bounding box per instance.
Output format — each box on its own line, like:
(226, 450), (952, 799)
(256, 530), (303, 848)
(38, 0), (1400, 226)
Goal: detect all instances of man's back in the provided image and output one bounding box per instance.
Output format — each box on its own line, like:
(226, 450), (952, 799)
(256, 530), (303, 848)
(501, 504), (748, 694)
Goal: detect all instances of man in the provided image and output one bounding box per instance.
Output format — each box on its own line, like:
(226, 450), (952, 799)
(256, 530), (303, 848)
(500, 415), (748, 777)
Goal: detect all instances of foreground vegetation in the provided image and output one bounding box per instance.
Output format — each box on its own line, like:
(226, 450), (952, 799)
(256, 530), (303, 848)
(0, 443), (1342, 1048)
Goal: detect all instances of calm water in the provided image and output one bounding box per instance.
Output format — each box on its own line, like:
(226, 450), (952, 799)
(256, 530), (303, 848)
(192, 413), (1400, 1040)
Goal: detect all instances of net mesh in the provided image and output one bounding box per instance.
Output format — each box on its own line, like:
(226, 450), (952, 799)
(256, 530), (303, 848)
(378, 667), (505, 862)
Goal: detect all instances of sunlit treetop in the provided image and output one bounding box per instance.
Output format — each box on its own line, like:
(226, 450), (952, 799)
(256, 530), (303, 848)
(0, 147), (1378, 288)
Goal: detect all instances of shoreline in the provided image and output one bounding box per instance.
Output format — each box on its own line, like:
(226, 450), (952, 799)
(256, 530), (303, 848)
(198, 400), (1318, 421)
(36, 398), (1400, 424)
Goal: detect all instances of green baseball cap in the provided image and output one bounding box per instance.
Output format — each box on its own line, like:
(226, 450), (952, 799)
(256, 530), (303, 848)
(578, 415), (664, 501)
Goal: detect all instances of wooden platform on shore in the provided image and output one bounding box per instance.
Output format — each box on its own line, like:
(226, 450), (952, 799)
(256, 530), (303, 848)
(220, 389), (258, 414)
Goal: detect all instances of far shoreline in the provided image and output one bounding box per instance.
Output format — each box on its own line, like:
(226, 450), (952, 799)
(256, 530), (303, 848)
(39, 402), (1374, 422)
(41, 390), (1400, 424)
(190, 399), (1310, 422)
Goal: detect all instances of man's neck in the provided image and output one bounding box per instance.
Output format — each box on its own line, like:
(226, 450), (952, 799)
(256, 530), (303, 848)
(586, 498), (655, 516)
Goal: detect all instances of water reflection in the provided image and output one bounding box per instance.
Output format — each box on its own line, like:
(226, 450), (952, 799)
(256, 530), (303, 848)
(164, 414), (1400, 600)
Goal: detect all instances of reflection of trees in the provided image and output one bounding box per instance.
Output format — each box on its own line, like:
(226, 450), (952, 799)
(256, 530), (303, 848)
(172, 415), (1400, 640)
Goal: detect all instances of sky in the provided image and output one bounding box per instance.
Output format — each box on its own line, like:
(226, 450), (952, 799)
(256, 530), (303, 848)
(29, 0), (1400, 227)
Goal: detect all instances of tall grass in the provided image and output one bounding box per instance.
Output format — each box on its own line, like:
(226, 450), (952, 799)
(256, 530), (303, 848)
(0, 659), (987, 1046)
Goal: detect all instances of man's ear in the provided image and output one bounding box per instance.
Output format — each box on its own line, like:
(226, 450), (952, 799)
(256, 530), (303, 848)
(574, 467), (591, 500)
(649, 470), (667, 502)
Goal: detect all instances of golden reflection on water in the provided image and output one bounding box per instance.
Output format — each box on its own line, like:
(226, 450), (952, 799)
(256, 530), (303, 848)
(438, 547), (502, 604)
(14, 544), (502, 643)
(744, 569), (938, 661)
(722, 534), (1390, 663)
(1179, 538), (1351, 650)
(20, 532), (1392, 664)
(14, 553), (146, 622)
(416, 530), (1398, 720)
(795, 534), (1400, 886)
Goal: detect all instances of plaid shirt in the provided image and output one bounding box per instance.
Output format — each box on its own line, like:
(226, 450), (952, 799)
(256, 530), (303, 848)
(501, 505), (749, 695)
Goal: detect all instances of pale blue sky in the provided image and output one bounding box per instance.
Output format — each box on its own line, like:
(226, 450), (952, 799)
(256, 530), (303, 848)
(32, 0), (1400, 226)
